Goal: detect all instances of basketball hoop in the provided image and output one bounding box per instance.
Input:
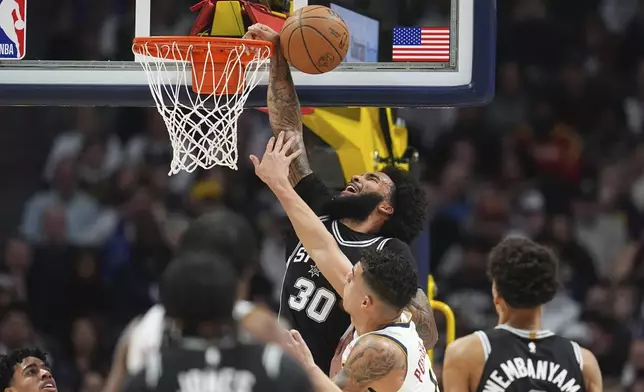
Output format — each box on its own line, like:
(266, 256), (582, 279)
(132, 36), (272, 174)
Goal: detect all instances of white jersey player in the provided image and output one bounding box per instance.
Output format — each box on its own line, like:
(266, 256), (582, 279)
(340, 312), (438, 392)
(252, 132), (439, 391)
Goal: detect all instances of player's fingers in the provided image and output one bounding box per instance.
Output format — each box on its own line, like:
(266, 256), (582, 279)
(287, 148), (303, 162)
(274, 132), (286, 152)
(248, 24), (270, 40)
(249, 155), (260, 169)
(265, 136), (275, 153)
(291, 330), (305, 344)
(281, 135), (296, 154)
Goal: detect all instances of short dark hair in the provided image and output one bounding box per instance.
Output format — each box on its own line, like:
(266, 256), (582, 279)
(177, 210), (257, 276)
(160, 252), (237, 331)
(360, 248), (418, 310)
(487, 237), (559, 308)
(0, 348), (49, 389)
(379, 167), (427, 244)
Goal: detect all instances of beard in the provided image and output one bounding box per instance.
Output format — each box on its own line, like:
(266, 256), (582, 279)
(323, 192), (384, 221)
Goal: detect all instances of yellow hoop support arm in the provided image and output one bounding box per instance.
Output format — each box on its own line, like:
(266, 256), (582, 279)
(427, 275), (456, 362)
(301, 107), (409, 181)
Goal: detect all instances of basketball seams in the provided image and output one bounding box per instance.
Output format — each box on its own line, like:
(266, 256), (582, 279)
(297, 16), (349, 35)
(296, 5), (328, 15)
(298, 9), (323, 74)
(284, 21), (299, 67)
(301, 25), (345, 63)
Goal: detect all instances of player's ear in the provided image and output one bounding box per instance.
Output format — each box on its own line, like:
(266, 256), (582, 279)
(377, 201), (393, 216)
(361, 295), (372, 308)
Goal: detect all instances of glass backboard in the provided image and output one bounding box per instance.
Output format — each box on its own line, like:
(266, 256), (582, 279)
(0, 0), (495, 107)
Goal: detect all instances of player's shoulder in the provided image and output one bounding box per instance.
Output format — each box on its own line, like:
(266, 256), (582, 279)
(445, 332), (486, 361)
(377, 237), (410, 252)
(579, 346), (602, 391)
(352, 333), (407, 363)
(377, 238), (416, 268)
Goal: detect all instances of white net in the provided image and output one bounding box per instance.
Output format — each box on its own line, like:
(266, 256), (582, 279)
(134, 40), (271, 174)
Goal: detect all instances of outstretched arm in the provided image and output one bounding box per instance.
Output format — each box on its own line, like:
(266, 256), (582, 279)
(246, 24), (312, 186)
(287, 330), (406, 392)
(251, 133), (351, 295)
(407, 289), (439, 350)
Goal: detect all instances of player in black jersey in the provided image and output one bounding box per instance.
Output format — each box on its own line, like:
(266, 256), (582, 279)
(103, 210), (290, 392)
(443, 237), (603, 392)
(0, 348), (57, 392)
(123, 252), (311, 392)
(244, 23), (437, 375)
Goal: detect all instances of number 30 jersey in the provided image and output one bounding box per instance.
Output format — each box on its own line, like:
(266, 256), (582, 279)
(279, 174), (416, 375)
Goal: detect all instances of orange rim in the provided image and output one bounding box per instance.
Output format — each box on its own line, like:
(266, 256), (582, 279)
(133, 36), (273, 95)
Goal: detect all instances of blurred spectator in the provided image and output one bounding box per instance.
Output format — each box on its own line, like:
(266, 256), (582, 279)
(485, 62), (529, 135)
(0, 304), (42, 356)
(20, 159), (116, 247)
(509, 189), (546, 238)
(63, 249), (108, 321)
(79, 371), (104, 392)
(442, 236), (495, 332)
(43, 108), (122, 183)
(56, 318), (106, 391)
(572, 177), (627, 277)
(538, 214), (598, 301)
(0, 237), (32, 302)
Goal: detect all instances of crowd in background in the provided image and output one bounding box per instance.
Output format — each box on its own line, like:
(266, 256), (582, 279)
(3, 0), (644, 391)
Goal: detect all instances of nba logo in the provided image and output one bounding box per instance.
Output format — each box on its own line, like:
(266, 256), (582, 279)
(0, 0), (25, 59)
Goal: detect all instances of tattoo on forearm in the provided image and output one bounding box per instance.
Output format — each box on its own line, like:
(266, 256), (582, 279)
(408, 289), (439, 350)
(267, 47), (312, 186)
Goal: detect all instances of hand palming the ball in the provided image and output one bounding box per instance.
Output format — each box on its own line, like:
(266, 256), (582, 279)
(243, 5), (349, 74)
(243, 24), (279, 46)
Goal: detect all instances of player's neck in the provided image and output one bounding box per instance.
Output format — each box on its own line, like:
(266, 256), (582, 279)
(340, 216), (383, 235)
(502, 308), (543, 331)
(354, 312), (401, 336)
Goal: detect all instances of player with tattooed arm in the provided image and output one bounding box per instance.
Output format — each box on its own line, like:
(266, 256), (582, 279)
(250, 133), (439, 392)
(244, 23), (438, 375)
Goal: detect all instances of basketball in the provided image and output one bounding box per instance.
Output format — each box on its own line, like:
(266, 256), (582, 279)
(280, 6), (350, 74)
(14, 20), (25, 30)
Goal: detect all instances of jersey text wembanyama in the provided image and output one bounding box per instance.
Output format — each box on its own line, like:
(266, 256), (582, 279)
(475, 324), (586, 392)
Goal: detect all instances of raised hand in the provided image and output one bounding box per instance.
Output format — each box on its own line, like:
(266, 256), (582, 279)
(250, 132), (302, 189)
(285, 329), (317, 371)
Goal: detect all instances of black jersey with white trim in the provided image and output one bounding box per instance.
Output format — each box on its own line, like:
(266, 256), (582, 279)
(123, 337), (311, 392)
(475, 324), (586, 392)
(280, 174), (417, 375)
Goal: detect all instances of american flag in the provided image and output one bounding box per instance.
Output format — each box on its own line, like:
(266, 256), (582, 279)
(392, 27), (450, 62)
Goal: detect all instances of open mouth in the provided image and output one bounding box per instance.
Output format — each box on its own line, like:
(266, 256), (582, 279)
(40, 381), (56, 391)
(343, 183), (359, 194)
